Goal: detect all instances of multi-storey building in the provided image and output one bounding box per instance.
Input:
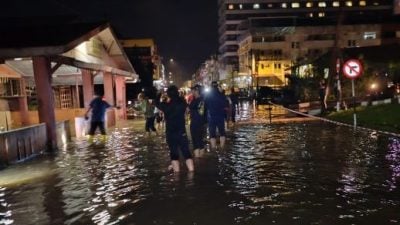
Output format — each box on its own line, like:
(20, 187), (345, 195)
(237, 16), (400, 87)
(218, 0), (394, 80)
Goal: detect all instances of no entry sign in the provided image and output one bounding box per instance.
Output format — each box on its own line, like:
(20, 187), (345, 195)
(342, 59), (363, 79)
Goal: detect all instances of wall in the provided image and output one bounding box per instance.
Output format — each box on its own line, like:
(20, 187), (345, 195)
(10, 108), (117, 136)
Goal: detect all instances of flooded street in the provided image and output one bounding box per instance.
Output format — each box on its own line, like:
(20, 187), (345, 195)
(0, 106), (400, 225)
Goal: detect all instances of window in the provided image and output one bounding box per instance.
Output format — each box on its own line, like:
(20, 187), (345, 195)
(0, 78), (22, 97)
(306, 2), (313, 7)
(267, 3), (274, 8)
(363, 32), (377, 39)
(345, 1), (353, 6)
(333, 1), (340, 7)
(281, 3), (288, 8)
(292, 2), (300, 8)
(318, 12), (325, 17)
(359, 1), (366, 6)
(318, 2), (327, 7)
(308, 12), (314, 17)
(274, 63), (281, 69)
(228, 4), (234, 10)
(292, 42), (300, 48)
(239, 4), (243, 9)
(373, 2), (379, 6)
(253, 3), (260, 9)
(348, 40), (356, 47)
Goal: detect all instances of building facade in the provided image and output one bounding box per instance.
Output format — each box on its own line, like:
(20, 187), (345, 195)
(238, 17), (400, 87)
(218, 0), (394, 73)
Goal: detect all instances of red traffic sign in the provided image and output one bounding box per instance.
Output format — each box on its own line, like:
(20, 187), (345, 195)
(342, 59), (363, 79)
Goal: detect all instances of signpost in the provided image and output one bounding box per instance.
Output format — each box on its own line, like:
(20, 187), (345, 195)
(336, 58), (341, 111)
(342, 59), (363, 128)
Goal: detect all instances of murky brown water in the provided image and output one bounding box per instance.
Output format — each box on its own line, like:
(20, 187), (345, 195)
(1, 118), (400, 224)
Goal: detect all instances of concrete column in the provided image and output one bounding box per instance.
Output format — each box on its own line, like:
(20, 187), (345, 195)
(103, 71), (114, 105)
(18, 78), (29, 125)
(82, 69), (94, 108)
(32, 56), (57, 151)
(103, 71), (115, 126)
(115, 76), (126, 120)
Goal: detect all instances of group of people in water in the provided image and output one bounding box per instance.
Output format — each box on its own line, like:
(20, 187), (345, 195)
(85, 81), (240, 173)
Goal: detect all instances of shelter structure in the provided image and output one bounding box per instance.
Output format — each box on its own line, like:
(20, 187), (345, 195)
(0, 21), (138, 152)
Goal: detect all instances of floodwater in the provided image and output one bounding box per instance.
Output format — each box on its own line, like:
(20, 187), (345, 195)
(1, 106), (400, 225)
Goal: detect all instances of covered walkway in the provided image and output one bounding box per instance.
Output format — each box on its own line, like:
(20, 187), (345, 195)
(0, 21), (138, 164)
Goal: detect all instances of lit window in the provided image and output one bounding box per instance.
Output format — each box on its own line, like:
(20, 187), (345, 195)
(282, 3), (288, 8)
(306, 2), (313, 7)
(239, 4), (243, 9)
(318, 12), (325, 17)
(228, 4), (234, 10)
(373, 2), (379, 6)
(333, 1), (340, 7)
(359, 1), (366, 6)
(292, 2), (300, 8)
(346, 1), (353, 6)
(318, 2), (327, 7)
(308, 12), (314, 17)
(253, 3), (260, 9)
(363, 32), (376, 39)
(268, 3), (273, 8)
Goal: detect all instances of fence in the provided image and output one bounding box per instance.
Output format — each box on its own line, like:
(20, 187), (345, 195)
(0, 120), (71, 166)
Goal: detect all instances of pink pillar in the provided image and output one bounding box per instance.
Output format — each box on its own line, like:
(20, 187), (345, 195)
(19, 78), (29, 125)
(82, 69), (94, 108)
(103, 71), (114, 105)
(115, 76), (126, 120)
(32, 56), (57, 151)
(103, 71), (115, 126)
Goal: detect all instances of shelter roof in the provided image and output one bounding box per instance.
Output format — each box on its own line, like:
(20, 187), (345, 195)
(0, 21), (108, 58)
(0, 19), (137, 79)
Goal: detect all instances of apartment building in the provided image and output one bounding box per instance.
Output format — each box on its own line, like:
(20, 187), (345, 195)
(218, 0), (394, 74)
(237, 16), (400, 87)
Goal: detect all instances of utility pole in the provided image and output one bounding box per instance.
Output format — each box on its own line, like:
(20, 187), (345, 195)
(325, 11), (345, 111)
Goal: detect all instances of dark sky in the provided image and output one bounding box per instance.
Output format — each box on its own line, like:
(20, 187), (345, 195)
(4, 0), (219, 83)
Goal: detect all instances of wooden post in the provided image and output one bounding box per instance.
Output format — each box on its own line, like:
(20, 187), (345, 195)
(115, 76), (126, 119)
(103, 71), (114, 105)
(19, 78), (30, 125)
(82, 69), (94, 108)
(103, 71), (115, 127)
(32, 56), (57, 151)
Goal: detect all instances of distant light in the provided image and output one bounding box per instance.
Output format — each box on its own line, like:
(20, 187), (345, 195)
(370, 83), (377, 90)
(128, 101), (132, 105)
(14, 58), (23, 61)
(205, 87), (210, 93)
(169, 58), (174, 63)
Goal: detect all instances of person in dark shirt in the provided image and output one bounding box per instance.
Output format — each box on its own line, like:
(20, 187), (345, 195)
(188, 85), (206, 157)
(229, 87), (239, 123)
(155, 85), (194, 173)
(204, 81), (228, 149)
(84, 93), (111, 136)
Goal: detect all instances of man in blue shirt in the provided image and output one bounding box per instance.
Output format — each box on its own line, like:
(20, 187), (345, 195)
(204, 81), (228, 149)
(84, 92), (111, 135)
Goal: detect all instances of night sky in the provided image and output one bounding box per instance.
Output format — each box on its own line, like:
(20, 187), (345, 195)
(4, 0), (219, 84)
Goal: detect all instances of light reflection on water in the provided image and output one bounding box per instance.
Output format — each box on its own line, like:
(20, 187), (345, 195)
(0, 122), (399, 225)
